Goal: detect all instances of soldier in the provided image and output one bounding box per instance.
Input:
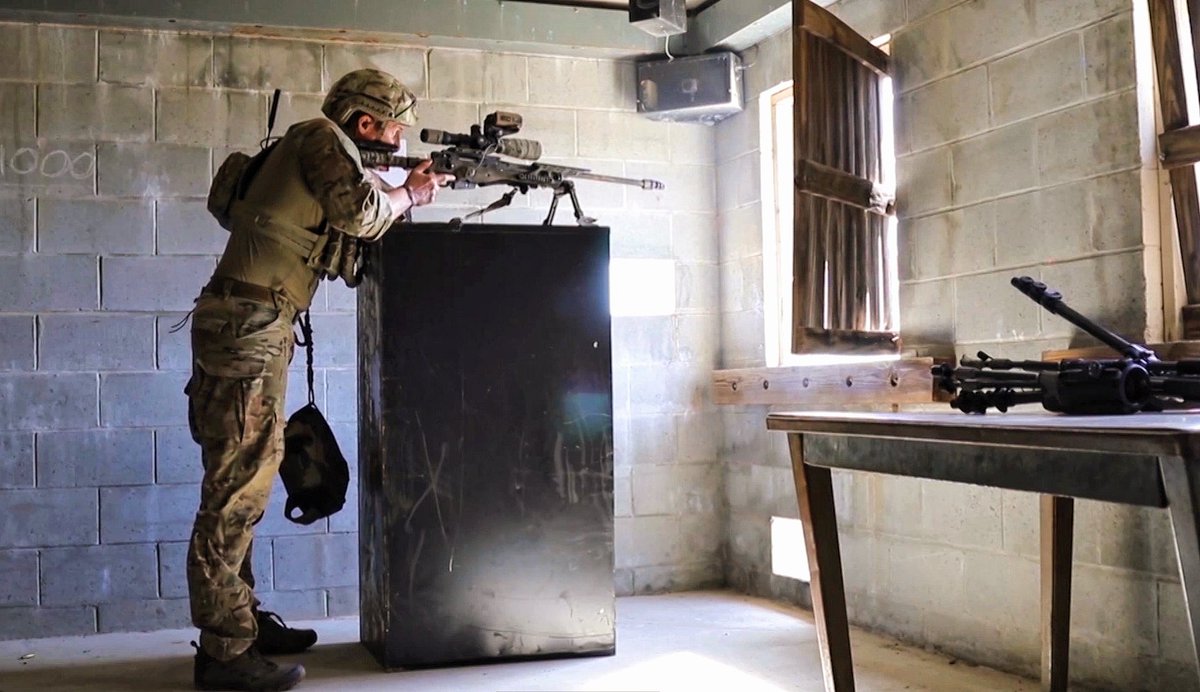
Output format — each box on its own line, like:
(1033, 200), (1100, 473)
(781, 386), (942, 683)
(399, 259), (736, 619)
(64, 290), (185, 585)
(186, 68), (452, 691)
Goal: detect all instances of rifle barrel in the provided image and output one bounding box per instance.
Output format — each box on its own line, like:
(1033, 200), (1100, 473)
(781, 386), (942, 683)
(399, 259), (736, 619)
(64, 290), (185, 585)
(573, 171), (665, 191)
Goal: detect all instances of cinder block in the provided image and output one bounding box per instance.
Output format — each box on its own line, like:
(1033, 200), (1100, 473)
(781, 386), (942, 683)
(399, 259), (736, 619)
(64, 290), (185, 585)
(98, 598), (191, 633)
(155, 426), (201, 485)
(614, 466), (632, 517)
(307, 313), (356, 368)
(1037, 251), (1146, 338)
(577, 111), (671, 163)
(41, 544), (159, 605)
(101, 256), (214, 312)
(718, 308), (766, 368)
(717, 202), (763, 262)
(0, 142), (96, 195)
(1090, 169), (1144, 252)
(284, 366), (327, 419)
(0, 317), (34, 373)
(716, 154), (758, 211)
(37, 429), (154, 488)
(954, 271), (1043, 342)
(715, 97), (758, 165)
(0, 373), (99, 431)
(527, 56), (635, 111)
(158, 88), (266, 149)
(625, 412), (679, 466)
(612, 316), (674, 367)
(989, 34), (1084, 126)
(0, 256), (98, 312)
(614, 567), (634, 596)
(0, 605), (96, 639)
(0, 195), (35, 254)
(213, 37), (323, 93)
(906, 0), (967, 22)
(615, 515), (677, 568)
(324, 44), (427, 97)
(431, 50), (526, 103)
(322, 281), (357, 313)
(100, 371), (190, 428)
(632, 561), (723, 593)
(272, 533), (357, 590)
(327, 586), (356, 617)
(1032, 0), (1128, 39)
(40, 314), (156, 372)
(0, 25), (95, 83)
(632, 463), (721, 516)
(675, 411), (721, 464)
(674, 313), (718, 366)
(157, 314), (194, 371)
(898, 278), (954, 346)
(896, 146), (953, 216)
(828, 0), (907, 39)
(328, 478), (358, 533)
(1084, 14), (1136, 97)
(1069, 562), (1159, 656)
(100, 484), (198, 544)
(677, 262), (719, 313)
(322, 368), (357, 423)
(899, 204), (995, 281)
(919, 480), (1003, 550)
(1035, 90), (1139, 186)
(157, 199), (229, 255)
(38, 199), (154, 255)
(725, 511), (769, 571)
(0, 549), (37, 606)
(950, 120), (1037, 205)
(1159, 580), (1196, 666)
(259, 589), (327, 620)
(627, 363), (708, 415)
(883, 540), (966, 611)
(39, 84), (154, 143)
(607, 211), (672, 259)
(0, 84), (35, 143)
(99, 30), (213, 87)
(97, 143), (211, 198)
(902, 66), (989, 151)
(1074, 499), (1176, 577)
(0, 488), (98, 548)
(667, 122), (716, 165)
(0, 433), (33, 489)
(265, 93), (325, 134)
(672, 213), (718, 263)
(892, 11), (957, 93)
(720, 255), (763, 314)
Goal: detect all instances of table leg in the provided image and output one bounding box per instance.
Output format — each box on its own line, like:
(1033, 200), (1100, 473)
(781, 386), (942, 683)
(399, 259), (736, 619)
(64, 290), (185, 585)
(789, 433), (854, 691)
(1039, 495), (1073, 692)
(1160, 456), (1200, 675)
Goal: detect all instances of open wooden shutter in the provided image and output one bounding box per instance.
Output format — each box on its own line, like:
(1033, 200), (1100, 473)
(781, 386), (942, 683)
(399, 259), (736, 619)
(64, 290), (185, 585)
(792, 0), (896, 354)
(1148, 0), (1200, 336)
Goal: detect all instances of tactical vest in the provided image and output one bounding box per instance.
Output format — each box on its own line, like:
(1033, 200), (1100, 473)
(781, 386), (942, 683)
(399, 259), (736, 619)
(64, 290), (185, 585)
(208, 118), (374, 310)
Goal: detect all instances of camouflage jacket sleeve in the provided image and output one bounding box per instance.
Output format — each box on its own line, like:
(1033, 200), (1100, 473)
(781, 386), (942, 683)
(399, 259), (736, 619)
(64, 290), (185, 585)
(298, 121), (396, 242)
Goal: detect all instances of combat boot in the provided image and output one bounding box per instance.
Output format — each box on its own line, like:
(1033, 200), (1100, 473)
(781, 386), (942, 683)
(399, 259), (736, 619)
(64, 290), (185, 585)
(193, 643), (305, 691)
(255, 610), (318, 655)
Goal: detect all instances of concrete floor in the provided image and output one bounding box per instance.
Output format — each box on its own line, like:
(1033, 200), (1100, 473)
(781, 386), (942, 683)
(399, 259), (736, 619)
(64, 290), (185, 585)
(0, 591), (1037, 692)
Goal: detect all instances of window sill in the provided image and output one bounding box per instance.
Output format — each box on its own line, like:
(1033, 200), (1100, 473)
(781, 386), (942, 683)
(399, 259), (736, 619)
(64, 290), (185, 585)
(711, 357), (950, 406)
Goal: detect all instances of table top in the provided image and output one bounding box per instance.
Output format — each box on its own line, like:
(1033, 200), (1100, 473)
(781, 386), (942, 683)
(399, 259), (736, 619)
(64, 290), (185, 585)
(766, 410), (1200, 457)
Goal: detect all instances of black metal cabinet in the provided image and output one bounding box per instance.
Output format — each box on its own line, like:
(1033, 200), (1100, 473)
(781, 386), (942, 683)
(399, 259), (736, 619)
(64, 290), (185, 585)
(358, 223), (615, 669)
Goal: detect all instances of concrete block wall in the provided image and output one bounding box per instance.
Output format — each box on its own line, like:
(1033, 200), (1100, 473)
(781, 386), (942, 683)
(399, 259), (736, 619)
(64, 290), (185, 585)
(0, 20), (720, 640)
(717, 1), (1194, 690)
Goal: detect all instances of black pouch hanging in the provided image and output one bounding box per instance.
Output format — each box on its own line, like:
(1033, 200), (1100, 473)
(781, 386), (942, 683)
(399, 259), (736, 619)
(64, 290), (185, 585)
(280, 310), (350, 525)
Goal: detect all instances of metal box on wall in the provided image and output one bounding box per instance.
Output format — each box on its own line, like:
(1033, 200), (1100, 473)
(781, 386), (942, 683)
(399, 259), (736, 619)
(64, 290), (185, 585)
(629, 0), (686, 37)
(358, 223), (615, 669)
(637, 51), (744, 125)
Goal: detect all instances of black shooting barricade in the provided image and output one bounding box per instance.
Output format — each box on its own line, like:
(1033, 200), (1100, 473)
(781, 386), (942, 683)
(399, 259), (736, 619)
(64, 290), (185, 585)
(357, 222), (615, 669)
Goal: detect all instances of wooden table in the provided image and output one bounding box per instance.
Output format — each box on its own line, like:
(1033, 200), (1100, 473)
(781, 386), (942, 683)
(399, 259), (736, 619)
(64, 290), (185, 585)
(766, 410), (1200, 691)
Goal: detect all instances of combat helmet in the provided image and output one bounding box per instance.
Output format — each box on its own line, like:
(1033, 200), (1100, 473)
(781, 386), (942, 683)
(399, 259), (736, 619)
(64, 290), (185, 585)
(322, 68), (417, 127)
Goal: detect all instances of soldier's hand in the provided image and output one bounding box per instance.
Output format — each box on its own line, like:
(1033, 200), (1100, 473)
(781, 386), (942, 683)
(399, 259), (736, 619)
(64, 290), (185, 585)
(402, 160), (455, 207)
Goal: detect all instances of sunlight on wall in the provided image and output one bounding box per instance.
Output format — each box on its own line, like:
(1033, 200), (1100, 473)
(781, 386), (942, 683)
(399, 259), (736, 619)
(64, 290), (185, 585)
(610, 258), (676, 316)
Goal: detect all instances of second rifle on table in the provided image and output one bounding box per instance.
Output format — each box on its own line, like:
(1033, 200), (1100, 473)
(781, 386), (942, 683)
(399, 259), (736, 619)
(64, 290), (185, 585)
(933, 276), (1200, 414)
(357, 111), (664, 227)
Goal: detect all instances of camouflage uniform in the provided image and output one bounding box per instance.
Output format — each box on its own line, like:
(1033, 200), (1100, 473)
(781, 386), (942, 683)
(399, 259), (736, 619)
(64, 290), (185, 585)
(187, 69), (417, 662)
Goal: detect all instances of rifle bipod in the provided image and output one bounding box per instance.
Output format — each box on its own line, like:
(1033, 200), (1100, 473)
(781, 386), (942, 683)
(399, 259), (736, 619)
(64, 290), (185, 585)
(447, 181), (597, 229)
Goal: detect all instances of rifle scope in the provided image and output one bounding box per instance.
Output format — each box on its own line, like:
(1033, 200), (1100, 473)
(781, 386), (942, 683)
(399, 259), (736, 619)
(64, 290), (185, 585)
(420, 129), (543, 161)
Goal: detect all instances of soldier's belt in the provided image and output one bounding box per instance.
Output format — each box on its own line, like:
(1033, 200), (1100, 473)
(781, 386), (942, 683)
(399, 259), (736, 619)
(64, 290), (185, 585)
(203, 277), (294, 312)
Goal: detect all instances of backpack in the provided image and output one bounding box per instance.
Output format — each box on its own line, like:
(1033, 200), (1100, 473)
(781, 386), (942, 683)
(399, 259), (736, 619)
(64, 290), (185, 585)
(280, 401), (350, 525)
(207, 142), (279, 231)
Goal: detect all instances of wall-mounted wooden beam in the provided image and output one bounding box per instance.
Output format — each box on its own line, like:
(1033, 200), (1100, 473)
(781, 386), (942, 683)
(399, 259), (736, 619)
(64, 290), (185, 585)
(712, 358), (944, 406)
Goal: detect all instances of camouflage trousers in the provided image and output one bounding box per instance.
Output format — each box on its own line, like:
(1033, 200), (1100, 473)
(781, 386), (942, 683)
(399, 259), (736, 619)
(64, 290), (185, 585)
(185, 292), (295, 661)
